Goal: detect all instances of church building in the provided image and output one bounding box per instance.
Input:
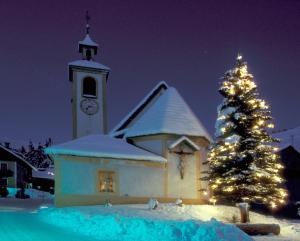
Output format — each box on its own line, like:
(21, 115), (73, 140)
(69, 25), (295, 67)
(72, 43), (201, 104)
(46, 17), (211, 207)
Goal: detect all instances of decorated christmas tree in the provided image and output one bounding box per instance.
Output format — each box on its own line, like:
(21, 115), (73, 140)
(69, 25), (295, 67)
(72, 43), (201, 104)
(205, 55), (287, 209)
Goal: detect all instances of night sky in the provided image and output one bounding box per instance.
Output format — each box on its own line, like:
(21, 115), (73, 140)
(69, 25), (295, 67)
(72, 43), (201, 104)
(0, 0), (299, 145)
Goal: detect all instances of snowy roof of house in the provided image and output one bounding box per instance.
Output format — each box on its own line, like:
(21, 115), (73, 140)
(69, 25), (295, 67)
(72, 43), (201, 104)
(110, 81), (169, 136)
(0, 144), (38, 171)
(273, 126), (300, 152)
(78, 34), (98, 47)
(169, 136), (200, 151)
(45, 135), (167, 163)
(32, 167), (55, 180)
(69, 60), (110, 71)
(124, 87), (211, 140)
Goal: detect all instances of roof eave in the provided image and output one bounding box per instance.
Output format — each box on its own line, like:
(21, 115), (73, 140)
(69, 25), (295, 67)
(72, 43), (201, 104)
(46, 149), (167, 163)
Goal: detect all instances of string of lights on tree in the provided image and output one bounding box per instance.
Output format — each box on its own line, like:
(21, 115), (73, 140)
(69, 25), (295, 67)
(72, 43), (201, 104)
(202, 55), (288, 209)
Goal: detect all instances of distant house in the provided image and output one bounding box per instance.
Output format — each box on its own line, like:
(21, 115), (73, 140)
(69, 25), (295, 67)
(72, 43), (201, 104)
(0, 143), (37, 188)
(274, 127), (300, 203)
(32, 166), (55, 193)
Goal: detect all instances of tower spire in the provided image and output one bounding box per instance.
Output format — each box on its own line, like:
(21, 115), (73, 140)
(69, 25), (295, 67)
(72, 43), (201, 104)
(78, 11), (98, 60)
(85, 11), (90, 34)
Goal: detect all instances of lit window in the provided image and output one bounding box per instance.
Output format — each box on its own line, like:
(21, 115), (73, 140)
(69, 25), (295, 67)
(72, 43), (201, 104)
(99, 171), (115, 192)
(83, 77), (97, 97)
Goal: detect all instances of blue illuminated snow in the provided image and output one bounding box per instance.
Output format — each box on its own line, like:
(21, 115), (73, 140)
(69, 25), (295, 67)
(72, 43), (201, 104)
(0, 206), (252, 241)
(38, 207), (253, 241)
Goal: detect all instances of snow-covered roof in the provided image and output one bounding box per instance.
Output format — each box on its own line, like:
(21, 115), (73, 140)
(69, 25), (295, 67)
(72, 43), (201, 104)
(273, 126), (300, 152)
(78, 34), (98, 47)
(0, 139), (36, 150)
(169, 136), (200, 151)
(32, 167), (55, 180)
(0, 144), (38, 171)
(124, 87), (211, 141)
(45, 135), (166, 163)
(69, 60), (110, 71)
(110, 81), (168, 136)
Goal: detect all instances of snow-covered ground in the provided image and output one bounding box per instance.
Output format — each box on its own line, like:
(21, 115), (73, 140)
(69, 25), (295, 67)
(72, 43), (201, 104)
(0, 199), (299, 241)
(7, 188), (54, 199)
(40, 204), (300, 241)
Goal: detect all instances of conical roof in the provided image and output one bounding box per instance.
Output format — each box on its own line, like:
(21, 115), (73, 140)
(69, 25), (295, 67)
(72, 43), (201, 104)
(124, 87), (210, 140)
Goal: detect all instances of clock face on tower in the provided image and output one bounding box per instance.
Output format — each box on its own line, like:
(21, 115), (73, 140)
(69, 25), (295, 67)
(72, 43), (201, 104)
(80, 99), (99, 115)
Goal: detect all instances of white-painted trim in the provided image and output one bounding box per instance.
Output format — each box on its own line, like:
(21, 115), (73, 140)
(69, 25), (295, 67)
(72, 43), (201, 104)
(168, 136), (200, 151)
(109, 128), (129, 138)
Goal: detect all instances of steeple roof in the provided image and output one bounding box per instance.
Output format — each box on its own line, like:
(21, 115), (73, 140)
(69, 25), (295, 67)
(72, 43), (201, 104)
(124, 87), (211, 140)
(77, 11), (99, 58)
(78, 34), (98, 47)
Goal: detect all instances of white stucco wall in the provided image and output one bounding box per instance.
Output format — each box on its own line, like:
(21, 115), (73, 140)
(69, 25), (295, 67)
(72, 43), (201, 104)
(59, 158), (165, 197)
(119, 164), (164, 197)
(199, 147), (209, 195)
(60, 160), (96, 195)
(167, 151), (198, 199)
(73, 71), (105, 138)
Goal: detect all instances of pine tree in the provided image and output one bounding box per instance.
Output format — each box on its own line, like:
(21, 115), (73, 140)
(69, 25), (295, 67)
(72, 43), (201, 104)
(24, 139), (54, 168)
(205, 55), (287, 209)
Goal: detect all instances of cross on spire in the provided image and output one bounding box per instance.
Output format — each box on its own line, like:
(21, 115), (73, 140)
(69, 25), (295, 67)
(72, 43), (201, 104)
(78, 11), (99, 60)
(85, 11), (90, 34)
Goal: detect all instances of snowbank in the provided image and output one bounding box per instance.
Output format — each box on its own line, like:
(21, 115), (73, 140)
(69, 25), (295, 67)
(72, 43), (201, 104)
(7, 188), (54, 199)
(39, 207), (252, 241)
(42, 204), (300, 241)
(1, 202), (299, 240)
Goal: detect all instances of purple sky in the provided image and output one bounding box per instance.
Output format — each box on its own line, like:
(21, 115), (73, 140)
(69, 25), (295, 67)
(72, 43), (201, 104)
(0, 0), (299, 144)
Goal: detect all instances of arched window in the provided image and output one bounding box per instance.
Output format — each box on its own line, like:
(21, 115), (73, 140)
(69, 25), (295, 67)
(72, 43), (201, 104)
(82, 77), (97, 97)
(86, 49), (92, 60)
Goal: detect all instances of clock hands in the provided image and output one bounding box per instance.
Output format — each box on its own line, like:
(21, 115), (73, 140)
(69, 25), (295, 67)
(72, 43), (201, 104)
(81, 99), (98, 115)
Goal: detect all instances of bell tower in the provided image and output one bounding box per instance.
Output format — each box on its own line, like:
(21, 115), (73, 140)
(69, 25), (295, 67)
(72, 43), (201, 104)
(69, 12), (110, 139)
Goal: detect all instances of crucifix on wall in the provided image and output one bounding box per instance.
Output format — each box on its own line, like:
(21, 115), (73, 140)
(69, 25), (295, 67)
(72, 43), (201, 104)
(169, 137), (200, 180)
(172, 149), (193, 179)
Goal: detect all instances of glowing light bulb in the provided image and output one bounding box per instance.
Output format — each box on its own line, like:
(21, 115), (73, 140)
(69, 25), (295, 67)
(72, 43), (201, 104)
(240, 66), (248, 77)
(229, 88), (235, 95)
(258, 120), (264, 125)
(209, 198), (217, 205)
